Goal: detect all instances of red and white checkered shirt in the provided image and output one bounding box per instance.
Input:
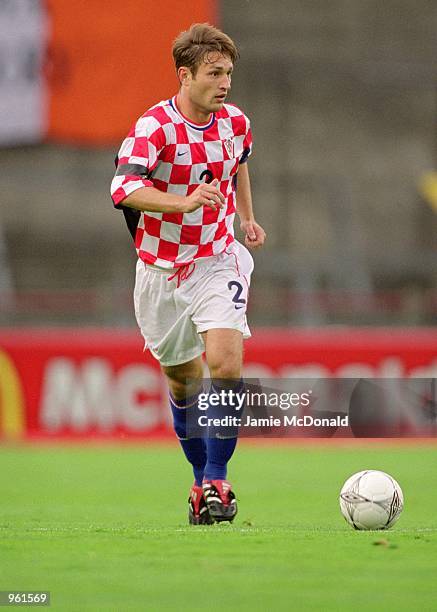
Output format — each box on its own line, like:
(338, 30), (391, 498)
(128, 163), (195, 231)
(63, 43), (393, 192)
(111, 96), (252, 268)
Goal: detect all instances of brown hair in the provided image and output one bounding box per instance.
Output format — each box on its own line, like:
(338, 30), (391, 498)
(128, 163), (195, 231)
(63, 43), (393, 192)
(172, 23), (239, 77)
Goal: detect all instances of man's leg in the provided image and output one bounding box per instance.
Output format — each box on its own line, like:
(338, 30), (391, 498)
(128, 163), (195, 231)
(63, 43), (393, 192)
(161, 356), (213, 525)
(201, 328), (243, 521)
(162, 356), (205, 485)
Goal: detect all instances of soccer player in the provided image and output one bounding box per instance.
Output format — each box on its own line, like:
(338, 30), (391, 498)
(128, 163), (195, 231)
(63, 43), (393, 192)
(110, 23), (266, 524)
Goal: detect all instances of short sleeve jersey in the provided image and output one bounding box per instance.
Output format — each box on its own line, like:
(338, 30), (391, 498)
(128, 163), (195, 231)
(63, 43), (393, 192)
(111, 96), (252, 268)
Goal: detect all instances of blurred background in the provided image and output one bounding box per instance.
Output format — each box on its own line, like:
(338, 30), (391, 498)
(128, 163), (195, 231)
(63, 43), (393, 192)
(0, 0), (436, 329)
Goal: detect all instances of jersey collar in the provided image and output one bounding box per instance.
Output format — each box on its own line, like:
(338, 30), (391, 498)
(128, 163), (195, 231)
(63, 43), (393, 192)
(169, 96), (216, 131)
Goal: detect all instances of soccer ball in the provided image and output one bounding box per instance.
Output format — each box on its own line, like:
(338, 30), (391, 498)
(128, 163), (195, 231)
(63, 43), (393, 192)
(339, 470), (404, 530)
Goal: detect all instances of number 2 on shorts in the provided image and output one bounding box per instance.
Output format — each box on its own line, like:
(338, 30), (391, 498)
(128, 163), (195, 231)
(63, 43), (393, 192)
(227, 280), (246, 310)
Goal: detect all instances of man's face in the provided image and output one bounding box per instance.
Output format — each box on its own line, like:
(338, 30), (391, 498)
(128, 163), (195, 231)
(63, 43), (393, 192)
(184, 53), (233, 114)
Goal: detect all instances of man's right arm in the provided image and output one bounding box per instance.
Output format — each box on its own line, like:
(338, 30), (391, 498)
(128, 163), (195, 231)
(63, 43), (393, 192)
(111, 114), (225, 214)
(121, 186), (186, 213)
(121, 181), (225, 214)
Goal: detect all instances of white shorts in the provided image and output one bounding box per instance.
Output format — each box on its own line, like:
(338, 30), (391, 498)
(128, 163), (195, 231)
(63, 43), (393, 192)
(133, 241), (254, 366)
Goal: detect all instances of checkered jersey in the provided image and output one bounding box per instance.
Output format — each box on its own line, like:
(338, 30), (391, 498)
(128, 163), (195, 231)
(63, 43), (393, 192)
(111, 96), (252, 268)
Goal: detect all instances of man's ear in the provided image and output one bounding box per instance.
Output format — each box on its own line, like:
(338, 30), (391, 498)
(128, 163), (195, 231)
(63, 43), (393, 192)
(177, 66), (192, 86)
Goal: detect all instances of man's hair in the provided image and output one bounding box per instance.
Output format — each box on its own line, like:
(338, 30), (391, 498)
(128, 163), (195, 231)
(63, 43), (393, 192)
(172, 23), (239, 77)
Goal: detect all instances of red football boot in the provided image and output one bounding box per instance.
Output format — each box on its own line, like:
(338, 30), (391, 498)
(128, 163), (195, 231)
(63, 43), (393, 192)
(188, 484), (214, 525)
(202, 480), (238, 523)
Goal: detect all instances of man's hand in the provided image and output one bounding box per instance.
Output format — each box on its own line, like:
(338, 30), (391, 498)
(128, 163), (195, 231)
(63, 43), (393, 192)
(240, 219), (266, 249)
(181, 179), (225, 213)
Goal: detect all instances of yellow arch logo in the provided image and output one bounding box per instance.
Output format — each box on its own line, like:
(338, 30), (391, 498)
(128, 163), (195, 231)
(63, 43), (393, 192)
(0, 349), (25, 439)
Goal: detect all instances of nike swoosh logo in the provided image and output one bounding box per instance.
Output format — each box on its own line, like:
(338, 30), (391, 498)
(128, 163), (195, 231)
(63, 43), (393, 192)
(177, 150), (188, 156)
(234, 305), (245, 310)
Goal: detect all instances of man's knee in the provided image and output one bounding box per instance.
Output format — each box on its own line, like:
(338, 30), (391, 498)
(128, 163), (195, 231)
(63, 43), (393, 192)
(208, 352), (242, 380)
(209, 365), (241, 380)
(162, 358), (203, 399)
(203, 329), (243, 380)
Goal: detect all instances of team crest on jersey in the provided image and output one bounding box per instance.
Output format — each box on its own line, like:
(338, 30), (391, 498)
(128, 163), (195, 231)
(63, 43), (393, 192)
(223, 138), (234, 158)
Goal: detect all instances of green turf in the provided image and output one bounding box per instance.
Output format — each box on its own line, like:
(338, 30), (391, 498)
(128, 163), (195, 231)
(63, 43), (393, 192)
(1, 442), (436, 611)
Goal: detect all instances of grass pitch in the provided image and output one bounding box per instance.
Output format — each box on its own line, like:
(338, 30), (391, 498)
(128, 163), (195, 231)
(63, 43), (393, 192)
(1, 442), (436, 611)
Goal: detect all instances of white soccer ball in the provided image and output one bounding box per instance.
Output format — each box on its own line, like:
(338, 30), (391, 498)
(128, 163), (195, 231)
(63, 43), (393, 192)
(339, 470), (404, 530)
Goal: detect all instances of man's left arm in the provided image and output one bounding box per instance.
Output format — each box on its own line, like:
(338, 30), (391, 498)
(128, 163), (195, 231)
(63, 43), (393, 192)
(236, 162), (266, 249)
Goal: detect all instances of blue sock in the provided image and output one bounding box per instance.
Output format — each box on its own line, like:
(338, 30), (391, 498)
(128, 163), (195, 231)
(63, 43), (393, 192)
(203, 380), (244, 481)
(170, 393), (206, 486)
(204, 437), (237, 481)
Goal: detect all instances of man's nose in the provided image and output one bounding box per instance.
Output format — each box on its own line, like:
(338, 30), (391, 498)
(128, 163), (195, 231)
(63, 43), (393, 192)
(220, 74), (231, 90)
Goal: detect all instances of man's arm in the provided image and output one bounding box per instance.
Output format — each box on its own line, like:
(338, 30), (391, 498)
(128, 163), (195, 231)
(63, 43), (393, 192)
(110, 114), (225, 215)
(121, 180), (225, 214)
(236, 163), (266, 248)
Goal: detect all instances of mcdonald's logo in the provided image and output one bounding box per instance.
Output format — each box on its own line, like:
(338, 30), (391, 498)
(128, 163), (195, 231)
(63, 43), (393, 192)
(0, 349), (25, 439)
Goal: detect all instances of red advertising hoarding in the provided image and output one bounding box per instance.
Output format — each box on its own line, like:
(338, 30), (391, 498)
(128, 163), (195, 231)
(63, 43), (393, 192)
(0, 328), (436, 440)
